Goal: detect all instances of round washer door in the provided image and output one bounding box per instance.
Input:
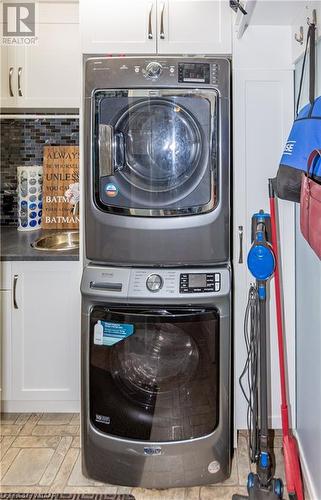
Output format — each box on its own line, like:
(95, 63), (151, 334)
(89, 307), (220, 442)
(115, 99), (207, 204)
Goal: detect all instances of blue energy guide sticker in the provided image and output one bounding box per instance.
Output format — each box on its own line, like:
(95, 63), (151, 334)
(94, 320), (134, 346)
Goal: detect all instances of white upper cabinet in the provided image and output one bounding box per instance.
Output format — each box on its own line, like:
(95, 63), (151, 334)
(158, 0), (231, 54)
(15, 22), (80, 109)
(80, 0), (232, 55)
(0, 2), (80, 109)
(81, 0), (157, 54)
(0, 47), (17, 108)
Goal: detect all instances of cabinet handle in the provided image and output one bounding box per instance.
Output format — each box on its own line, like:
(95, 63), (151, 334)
(148, 3), (153, 39)
(18, 67), (23, 97)
(9, 67), (14, 97)
(238, 226), (243, 264)
(13, 275), (19, 309)
(160, 2), (165, 39)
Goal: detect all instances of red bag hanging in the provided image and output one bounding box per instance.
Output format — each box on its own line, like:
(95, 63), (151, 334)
(300, 149), (321, 259)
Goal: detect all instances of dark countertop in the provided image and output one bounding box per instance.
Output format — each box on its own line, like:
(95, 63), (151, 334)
(1, 226), (79, 261)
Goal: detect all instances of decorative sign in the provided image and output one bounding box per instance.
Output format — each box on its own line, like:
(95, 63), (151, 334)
(42, 146), (79, 230)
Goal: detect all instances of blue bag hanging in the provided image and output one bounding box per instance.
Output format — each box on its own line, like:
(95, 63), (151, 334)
(276, 20), (321, 202)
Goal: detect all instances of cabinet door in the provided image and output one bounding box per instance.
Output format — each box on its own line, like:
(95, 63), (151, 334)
(0, 290), (12, 405)
(14, 22), (80, 109)
(10, 262), (81, 410)
(233, 68), (295, 430)
(0, 47), (18, 108)
(157, 0), (231, 54)
(81, 0), (157, 54)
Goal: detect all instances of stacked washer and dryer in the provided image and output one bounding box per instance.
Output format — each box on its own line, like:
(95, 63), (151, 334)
(81, 56), (232, 488)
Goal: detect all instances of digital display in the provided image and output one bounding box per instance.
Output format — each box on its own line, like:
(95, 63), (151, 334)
(188, 273), (207, 288)
(178, 63), (210, 84)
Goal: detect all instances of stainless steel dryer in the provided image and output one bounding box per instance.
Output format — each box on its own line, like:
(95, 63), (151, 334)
(84, 56), (231, 266)
(81, 265), (232, 488)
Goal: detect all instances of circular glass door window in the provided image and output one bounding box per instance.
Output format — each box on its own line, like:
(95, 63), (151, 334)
(111, 322), (199, 409)
(115, 99), (204, 194)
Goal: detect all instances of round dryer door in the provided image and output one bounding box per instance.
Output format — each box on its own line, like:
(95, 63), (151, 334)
(116, 99), (204, 198)
(95, 90), (216, 215)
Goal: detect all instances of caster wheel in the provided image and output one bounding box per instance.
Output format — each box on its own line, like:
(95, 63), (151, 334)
(274, 478), (283, 498)
(247, 472), (255, 492)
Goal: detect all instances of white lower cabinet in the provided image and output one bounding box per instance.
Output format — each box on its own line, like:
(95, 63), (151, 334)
(2, 261), (81, 412)
(0, 290), (11, 409)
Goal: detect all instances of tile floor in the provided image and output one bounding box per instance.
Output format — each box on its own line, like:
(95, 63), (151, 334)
(0, 413), (287, 499)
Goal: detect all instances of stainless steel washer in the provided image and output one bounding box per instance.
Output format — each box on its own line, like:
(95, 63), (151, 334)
(81, 264), (232, 488)
(84, 56), (231, 266)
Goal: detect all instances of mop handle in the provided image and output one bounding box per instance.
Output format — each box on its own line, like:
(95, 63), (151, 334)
(268, 180), (290, 436)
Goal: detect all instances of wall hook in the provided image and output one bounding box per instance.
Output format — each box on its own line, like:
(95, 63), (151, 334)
(294, 26), (304, 45)
(307, 9), (317, 26)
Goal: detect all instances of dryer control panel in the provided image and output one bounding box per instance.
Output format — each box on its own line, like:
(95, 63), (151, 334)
(85, 57), (229, 95)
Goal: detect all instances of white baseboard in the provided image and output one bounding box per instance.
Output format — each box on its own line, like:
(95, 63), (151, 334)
(236, 415), (282, 431)
(269, 416), (282, 429)
(2, 400), (80, 413)
(294, 430), (318, 500)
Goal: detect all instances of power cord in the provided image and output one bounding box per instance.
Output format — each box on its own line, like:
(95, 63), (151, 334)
(239, 284), (259, 463)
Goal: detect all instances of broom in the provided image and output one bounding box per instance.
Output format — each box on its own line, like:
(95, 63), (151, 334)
(268, 179), (304, 500)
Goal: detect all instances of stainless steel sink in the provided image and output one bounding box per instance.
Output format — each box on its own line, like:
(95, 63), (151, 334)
(31, 231), (79, 251)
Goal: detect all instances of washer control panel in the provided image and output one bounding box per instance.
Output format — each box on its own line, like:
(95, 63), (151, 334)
(179, 272), (221, 294)
(129, 268), (228, 298)
(82, 266), (230, 301)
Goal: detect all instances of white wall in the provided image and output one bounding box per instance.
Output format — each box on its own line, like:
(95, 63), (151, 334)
(295, 39), (321, 500)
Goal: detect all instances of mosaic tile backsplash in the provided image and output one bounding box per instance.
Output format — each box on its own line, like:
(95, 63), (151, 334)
(0, 118), (79, 226)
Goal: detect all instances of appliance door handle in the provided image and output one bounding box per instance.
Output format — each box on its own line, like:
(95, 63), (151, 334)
(148, 3), (153, 39)
(160, 2), (165, 39)
(9, 67), (14, 97)
(18, 67), (23, 96)
(99, 125), (125, 177)
(238, 226), (243, 264)
(13, 274), (19, 309)
(99, 124), (115, 177)
(105, 309), (213, 319)
(114, 131), (125, 171)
